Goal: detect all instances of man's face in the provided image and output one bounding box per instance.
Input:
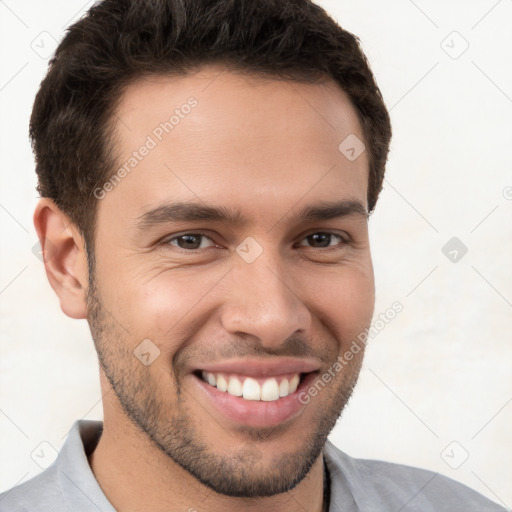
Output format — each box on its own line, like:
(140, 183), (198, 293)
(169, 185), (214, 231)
(87, 66), (375, 497)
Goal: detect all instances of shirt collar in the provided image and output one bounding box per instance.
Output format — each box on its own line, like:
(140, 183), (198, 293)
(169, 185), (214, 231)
(58, 419), (116, 511)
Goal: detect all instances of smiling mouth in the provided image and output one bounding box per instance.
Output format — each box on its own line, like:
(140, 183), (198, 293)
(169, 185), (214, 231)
(194, 370), (310, 402)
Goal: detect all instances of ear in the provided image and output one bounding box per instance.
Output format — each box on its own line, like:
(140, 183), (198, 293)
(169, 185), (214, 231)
(33, 198), (89, 319)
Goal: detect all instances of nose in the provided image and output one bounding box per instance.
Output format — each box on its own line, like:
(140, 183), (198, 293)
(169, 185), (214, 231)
(219, 251), (312, 349)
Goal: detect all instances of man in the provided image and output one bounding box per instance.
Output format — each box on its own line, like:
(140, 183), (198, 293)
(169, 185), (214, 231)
(0, 1), (506, 511)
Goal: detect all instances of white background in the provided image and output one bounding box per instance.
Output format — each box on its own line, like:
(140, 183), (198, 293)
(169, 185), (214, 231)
(0, 0), (511, 507)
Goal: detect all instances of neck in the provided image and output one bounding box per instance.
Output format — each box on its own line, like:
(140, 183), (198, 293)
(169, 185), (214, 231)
(88, 416), (327, 512)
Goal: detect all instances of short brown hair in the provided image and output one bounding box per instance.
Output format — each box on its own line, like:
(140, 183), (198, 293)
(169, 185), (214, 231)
(30, 0), (391, 271)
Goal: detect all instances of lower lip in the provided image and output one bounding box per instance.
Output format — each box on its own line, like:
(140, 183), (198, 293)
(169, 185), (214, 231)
(192, 372), (319, 428)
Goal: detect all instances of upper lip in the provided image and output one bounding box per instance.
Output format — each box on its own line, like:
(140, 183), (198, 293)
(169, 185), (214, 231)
(194, 357), (321, 377)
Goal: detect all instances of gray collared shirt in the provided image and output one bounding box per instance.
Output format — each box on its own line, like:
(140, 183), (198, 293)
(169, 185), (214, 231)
(0, 420), (507, 511)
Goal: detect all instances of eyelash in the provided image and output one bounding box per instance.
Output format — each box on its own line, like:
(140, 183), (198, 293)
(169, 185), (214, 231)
(162, 231), (350, 251)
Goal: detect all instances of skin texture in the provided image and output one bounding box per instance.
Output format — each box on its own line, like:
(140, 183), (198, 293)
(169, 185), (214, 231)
(34, 64), (375, 512)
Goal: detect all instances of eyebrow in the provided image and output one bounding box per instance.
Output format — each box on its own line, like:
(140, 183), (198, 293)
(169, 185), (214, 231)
(134, 198), (368, 231)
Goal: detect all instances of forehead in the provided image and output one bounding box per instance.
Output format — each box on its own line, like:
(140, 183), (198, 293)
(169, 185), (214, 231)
(115, 65), (364, 135)
(100, 65), (369, 228)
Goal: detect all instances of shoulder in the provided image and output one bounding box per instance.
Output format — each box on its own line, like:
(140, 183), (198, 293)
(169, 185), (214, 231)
(0, 464), (62, 511)
(323, 440), (508, 512)
(0, 420), (107, 512)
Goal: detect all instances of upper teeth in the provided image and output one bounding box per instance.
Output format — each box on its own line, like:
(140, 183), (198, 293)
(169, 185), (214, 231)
(201, 371), (300, 401)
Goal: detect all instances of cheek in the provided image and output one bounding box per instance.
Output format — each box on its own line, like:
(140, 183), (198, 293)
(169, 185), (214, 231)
(303, 263), (375, 344)
(120, 270), (224, 342)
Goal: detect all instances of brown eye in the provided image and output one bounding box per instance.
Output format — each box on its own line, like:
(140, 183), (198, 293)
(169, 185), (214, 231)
(299, 232), (346, 248)
(167, 233), (215, 250)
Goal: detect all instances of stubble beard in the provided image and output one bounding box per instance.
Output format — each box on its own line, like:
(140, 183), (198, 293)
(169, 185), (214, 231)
(85, 277), (364, 498)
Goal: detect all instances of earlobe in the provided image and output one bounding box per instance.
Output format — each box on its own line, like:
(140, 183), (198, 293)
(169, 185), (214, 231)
(33, 198), (89, 320)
